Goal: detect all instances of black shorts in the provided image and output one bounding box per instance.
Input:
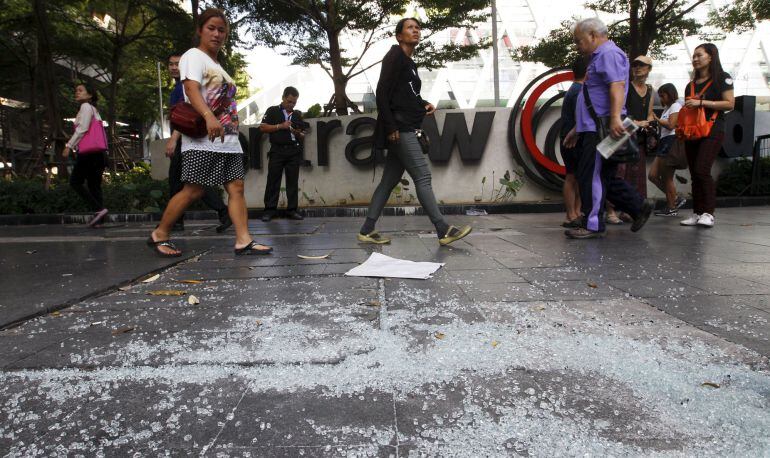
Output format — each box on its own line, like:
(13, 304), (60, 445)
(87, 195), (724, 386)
(561, 145), (580, 175)
(651, 135), (675, 157)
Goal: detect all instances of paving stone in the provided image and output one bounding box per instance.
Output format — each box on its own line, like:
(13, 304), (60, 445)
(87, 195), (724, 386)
(0, 240), (212, 328)
(322, 263), (361, 275)
(212, 388), (396, 449)
(385, 280), (468, 309)
(0, 331), (69, 369)
(459, 282), (547, 303)
(514, 266), (598, 282)
(678, 275), (770, 295)
(643, 295), (770, 356)
(492, 254), (566, 269)
(447, 269), (529, 284)
(3, 210), (770, 455)
(0, 377), (245, 455)
(210, 445), (397, 457)
(167, 266), (274, 280)
(703, 263), (770, 285)
(6, 306), (200, 335)
(534, 280), (624, 301)
(607, 278), (708, 298)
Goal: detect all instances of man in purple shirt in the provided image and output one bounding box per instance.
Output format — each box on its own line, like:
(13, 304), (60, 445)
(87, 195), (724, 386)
(563, 18), (651, 238)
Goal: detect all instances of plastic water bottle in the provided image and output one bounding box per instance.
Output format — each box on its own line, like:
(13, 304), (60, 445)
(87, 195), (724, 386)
(597, 117), (639, 159)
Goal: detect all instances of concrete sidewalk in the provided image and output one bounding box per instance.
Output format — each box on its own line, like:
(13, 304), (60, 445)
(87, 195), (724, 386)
(1, 209), (769, 456)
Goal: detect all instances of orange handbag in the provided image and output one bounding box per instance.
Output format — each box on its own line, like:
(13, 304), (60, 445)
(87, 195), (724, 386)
(676, 80), (718, 141)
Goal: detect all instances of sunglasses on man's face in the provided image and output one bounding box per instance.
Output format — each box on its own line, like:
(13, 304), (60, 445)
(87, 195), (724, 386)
(632, 62), (651, 68)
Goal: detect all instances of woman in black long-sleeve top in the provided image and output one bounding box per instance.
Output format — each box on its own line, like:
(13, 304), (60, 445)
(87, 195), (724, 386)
(358, 18), (472, 246)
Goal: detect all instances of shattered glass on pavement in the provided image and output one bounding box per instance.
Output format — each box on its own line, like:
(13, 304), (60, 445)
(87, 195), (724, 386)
(1, 210), (770, 456)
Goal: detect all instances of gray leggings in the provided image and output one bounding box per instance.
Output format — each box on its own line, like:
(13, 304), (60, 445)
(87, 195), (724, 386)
(365, 131), (449, 235)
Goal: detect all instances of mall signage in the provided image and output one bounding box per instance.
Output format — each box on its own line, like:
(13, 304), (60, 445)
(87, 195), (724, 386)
(245, 68), (755, 192)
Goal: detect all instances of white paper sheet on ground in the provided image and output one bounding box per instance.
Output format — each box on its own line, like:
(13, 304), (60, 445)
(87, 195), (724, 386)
(345, 253), (444, 280)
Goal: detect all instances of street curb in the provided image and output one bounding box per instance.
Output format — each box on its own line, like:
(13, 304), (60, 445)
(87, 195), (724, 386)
(1, 196), (769, 225)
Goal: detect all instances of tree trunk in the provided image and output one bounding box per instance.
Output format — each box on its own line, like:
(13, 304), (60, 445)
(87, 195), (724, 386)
(628, 0), (641, 59)
(33, 0), (67, 177)
(324, 1), (350, 116)
(636, 0), (657, 58)
(191, 0), (199, 25)
(327, 29), (350, 115)
(28, 66), (40, 177)
(107, 49), (121, 148)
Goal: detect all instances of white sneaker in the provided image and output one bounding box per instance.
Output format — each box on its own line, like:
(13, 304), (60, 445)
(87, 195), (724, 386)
(697, 213), (715, 228)
(680, 214), (700, 226)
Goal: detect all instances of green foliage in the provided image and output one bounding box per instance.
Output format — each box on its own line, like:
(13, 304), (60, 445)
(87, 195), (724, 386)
(497, 169), (524, 199)
(0, 0), (42, 112)
(305, 103), (323, 119)
(0, 164), (214, 214)
(0, 0), (250, 150)
(481, 169), (525, 202)
(716, 157), (770, 196)
(413, 0), (491, 69)
(708, 0), (770, 33)
(512, 19), (578, 67)
(513, 1), (756, 67)
(220, 0), (491, 112)
(0, 178), (86, 215)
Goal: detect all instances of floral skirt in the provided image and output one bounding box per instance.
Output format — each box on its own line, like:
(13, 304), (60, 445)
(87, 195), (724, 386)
(181, 149), (244, 186)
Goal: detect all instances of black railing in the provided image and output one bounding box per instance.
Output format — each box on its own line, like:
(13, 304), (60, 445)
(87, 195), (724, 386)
(749, 134), (770, 196)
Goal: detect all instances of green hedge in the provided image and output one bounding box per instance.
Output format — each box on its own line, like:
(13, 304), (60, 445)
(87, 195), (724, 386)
(0, 163), (216, 214)
(716, 157), (770, 197)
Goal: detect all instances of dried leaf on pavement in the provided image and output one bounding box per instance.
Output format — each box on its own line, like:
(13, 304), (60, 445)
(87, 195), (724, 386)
(51, 311), (61, 317)
(179, 280), (203, 284)
(434, 331), (445, 340)
(701, 382), (720, 389)
(112, 326), (134, 336)
(118, 285), (132, 291)
(297, 254), (331, 260)
(587, 282), (598, 288)
(142, 274), (160, 283)
(187, 295), (200, 305)
(147, 290), (186, 296)
(492, 340), (500, 348)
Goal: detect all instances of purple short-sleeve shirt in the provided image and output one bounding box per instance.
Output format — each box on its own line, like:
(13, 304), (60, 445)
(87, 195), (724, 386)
(575, 40), (629, 133)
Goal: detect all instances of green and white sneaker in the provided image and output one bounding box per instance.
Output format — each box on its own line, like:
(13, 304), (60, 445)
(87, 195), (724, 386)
(357, 231), (391, 244)
(439, 225), (472, 246)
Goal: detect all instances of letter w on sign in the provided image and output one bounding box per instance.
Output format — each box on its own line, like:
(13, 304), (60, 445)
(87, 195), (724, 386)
(422, 111), (496, 162)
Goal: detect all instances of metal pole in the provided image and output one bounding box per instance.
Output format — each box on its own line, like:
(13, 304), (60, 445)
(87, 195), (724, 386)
(491, 0), (500, 107)
(157, 61), (165, 138)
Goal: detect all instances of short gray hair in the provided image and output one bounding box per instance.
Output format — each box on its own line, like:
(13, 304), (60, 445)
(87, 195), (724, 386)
(571, 17), (609, 36)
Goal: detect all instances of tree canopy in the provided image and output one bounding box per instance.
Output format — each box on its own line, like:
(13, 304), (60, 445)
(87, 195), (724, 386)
(216, 0), (491, 114)
(0, 0), (249, 175)
(514, 0), (768, 68)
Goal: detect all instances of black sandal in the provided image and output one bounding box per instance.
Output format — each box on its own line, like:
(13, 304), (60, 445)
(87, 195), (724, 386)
(146, 236), (182, 257)
(234, 240), (273, 256)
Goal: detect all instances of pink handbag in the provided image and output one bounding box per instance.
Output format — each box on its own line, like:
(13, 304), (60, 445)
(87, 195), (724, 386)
(78, 108), (108, 154)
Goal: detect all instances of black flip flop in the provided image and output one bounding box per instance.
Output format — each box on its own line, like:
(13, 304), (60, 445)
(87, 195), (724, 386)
(146, 236), (182, 257)
(234, 240), (273, 256)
